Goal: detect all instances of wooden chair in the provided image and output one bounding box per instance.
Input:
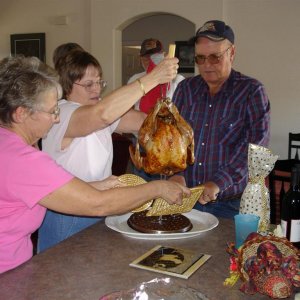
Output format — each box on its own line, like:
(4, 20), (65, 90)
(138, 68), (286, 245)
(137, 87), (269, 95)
(288, 132), (300, 160)
(268, 159), (299, 224)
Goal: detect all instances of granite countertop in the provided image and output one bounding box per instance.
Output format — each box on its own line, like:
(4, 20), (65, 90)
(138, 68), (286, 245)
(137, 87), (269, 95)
(0, 215), (298, 300)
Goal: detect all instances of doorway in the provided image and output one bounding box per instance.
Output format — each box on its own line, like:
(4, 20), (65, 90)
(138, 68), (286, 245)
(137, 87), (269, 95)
(122, 14), (195, 85)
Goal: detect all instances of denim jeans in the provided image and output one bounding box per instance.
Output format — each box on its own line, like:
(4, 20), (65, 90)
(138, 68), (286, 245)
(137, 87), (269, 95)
(38, 210), (102, 253)
(193, 198), (240, 219)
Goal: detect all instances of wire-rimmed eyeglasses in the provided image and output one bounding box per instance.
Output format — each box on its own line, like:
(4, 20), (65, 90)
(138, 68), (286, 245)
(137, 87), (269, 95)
(36, 104), (60, 119)
(74, 79), (107, 92)
(194, 45), (232, 65)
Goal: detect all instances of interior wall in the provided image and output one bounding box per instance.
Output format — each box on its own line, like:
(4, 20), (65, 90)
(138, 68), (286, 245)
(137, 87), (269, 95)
(122, 14), (195, 47)
(0, 0), (91, 66)
(224, 0), (300, 159)
(0, 0), (299, 159)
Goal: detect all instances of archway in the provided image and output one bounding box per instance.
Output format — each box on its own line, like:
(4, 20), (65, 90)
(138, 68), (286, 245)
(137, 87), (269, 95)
(119, 13), (195, 85)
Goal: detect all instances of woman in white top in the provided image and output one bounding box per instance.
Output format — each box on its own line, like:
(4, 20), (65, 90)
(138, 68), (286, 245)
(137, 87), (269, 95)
(38, 48), (180, 252)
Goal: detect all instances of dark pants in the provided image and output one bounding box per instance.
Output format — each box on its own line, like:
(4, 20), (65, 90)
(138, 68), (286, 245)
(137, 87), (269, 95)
(133, 166), (162, 181)
(193, 198), (240, 219)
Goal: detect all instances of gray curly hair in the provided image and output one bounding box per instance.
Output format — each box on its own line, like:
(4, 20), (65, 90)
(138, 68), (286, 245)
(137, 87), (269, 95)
(0, 55), (62, 126)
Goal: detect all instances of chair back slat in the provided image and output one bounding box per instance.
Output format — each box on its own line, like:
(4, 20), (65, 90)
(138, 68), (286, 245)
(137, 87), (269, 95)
(288, 132), (300, 160)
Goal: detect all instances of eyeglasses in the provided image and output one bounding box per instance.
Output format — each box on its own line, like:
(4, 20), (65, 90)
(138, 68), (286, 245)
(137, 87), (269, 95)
(194, 46), (232, 65)
(36, 105), (60, 119)
(74, 80), (107, 92)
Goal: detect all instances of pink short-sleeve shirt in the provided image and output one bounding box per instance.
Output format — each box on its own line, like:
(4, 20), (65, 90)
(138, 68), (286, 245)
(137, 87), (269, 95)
(0, 128), (73, 273)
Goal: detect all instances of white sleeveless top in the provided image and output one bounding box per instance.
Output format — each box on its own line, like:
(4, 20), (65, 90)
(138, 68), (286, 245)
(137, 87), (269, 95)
(42, 100), (119, 182)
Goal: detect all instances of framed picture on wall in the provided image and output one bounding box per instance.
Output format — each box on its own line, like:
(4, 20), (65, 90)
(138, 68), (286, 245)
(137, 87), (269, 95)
(10, 33), (46, 62)
(175, 41), (194, 73)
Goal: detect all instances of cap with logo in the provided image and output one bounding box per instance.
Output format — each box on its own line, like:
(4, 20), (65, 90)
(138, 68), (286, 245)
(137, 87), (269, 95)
(191, 20), (234, 44)
(140, 38), (163, 56)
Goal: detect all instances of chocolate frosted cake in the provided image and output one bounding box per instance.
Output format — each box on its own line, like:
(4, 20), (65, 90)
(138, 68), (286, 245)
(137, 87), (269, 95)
(127, 211), (193, 234)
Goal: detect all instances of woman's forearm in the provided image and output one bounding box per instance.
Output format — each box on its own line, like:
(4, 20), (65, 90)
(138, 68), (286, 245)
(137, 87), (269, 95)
(39, 177), (189, 217)
(65, 58), (178, 138)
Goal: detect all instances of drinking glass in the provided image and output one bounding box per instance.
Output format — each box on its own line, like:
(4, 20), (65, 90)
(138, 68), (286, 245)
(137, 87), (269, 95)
(234, 214), (260, 248)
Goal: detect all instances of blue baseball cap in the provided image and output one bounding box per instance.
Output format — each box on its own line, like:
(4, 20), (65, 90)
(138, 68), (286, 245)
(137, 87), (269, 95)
(191, 20), (235, 44)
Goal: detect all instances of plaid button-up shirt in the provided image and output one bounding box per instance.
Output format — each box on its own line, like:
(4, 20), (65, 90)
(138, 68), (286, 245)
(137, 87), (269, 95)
(173, 69), (270, 200)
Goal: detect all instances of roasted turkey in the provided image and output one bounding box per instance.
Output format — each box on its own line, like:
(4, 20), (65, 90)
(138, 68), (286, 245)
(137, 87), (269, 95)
(129, 98), (194, 176)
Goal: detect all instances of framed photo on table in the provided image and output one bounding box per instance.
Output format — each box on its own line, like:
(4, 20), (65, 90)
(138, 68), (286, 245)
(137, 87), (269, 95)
(130, 245), (211, 279)
(175, 41), (195, 73)
(10, 33), (46, 62)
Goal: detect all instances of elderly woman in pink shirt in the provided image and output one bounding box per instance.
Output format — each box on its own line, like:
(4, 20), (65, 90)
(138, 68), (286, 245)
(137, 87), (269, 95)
(0, 55), (189, 273)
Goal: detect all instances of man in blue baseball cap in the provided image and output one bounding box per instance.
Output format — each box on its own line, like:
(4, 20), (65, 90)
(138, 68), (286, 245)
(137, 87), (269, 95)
(171, 20), (270, 219)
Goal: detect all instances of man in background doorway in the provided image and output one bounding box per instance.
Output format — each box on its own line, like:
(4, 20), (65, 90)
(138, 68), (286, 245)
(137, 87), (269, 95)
(128, 38), (185, 181)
